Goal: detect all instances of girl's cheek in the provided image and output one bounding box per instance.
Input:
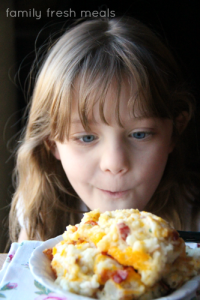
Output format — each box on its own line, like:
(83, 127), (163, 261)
(62, 150), (94, 174)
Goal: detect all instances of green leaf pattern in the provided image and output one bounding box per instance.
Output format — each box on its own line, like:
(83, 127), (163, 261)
(34, 280), (52, 295)
(0, 282), (18, 298)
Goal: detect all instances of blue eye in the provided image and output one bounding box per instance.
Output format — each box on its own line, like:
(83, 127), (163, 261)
(81, 135), (95, 143)
(132, 132), (147, 139)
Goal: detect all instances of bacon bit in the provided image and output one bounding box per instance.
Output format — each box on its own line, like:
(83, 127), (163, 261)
(77, 238), (85, 244)
(51, 266), (57, 279)
(100, 270), (113, 283)
(85, 220), (98, 226)
(68, 241), (76, 245)
(75, 257), (80, 263)
(100, 264), (130, 284)
(112, 270), (128, 283)
(101, 252), (120, 264)
(101, 252), (113, 258)
(70, 226), (78, 232)
(117, 223), (130, 241)
(43, 249), (57, 279)
(43, 248), (53, 261)
(172, 231), (179, 241)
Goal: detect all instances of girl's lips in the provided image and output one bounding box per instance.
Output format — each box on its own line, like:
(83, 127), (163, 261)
(98, 188), (129, 198)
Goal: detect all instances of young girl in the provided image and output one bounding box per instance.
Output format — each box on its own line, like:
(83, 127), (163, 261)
(9, 16), (200, 243)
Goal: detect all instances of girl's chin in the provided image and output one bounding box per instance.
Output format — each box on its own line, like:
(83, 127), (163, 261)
(88, 196), (138, 213)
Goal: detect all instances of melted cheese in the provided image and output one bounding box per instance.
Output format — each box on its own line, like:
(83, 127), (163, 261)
(49, 208), (199, 300)
(108, 247), (151, 270)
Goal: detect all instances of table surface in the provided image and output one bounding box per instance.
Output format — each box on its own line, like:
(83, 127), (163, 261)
(0, 254), (7, 270)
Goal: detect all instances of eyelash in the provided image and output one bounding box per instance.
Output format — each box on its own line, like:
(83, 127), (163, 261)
(79, 135), (97, 143)
(129, 132), (153, 139)
(72, 134), (98, 144)
(73, 131), (153, 144)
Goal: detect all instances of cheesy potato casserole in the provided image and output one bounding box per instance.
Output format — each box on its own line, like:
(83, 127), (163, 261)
(44, 209), (200, 300)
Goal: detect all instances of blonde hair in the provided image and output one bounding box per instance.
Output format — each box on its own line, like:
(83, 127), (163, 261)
(9, 17), (198, 242)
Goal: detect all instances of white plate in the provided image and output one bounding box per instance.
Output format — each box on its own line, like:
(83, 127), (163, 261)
(29, 235), (95, 300)
(29, 236), (200, 300)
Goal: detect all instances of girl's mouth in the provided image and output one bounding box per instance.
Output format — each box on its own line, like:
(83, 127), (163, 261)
(98, 189), (129, 198)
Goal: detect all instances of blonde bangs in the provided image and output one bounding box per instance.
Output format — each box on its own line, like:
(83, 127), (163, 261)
(32, 17), (184, 144)
(48, 47), (158, 142)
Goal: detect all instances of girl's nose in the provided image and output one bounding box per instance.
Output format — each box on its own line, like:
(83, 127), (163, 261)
(100, 143), (130, 175)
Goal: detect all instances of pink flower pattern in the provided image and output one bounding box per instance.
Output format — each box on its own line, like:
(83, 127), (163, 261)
(6, 251), (15, 263)
(5, 282), (18, 289)
(34, 280), (68, 300)
(34, 293), (68, 300)
(0, 282), (18, 297)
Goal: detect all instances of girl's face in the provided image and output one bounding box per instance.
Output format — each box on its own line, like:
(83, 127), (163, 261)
(54, 81), (174, 212)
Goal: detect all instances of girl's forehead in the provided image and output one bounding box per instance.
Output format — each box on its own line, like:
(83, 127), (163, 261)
(71, 77), (140, 125)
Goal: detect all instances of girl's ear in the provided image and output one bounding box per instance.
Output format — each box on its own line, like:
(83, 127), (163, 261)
(52, 144), (61, 160)
(44, 139), (61, 160)
(175, 111), (190, 134)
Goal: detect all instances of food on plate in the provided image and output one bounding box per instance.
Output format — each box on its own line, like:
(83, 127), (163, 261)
(43, 209), (200, 300)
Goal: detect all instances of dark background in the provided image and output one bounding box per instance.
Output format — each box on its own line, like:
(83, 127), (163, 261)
(14, 0), (200, 117)
(0, 0), (200, 251)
